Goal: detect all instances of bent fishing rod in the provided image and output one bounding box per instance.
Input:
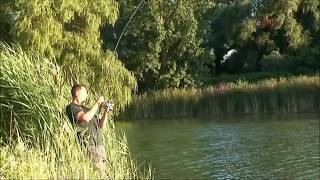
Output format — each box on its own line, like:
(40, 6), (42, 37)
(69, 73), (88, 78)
(114, 0), (146, 54)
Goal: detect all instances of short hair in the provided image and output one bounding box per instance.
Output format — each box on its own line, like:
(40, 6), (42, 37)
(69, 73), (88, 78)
(71, 84), (86, 98)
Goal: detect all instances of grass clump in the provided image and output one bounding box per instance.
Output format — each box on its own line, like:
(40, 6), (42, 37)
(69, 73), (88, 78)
(0, 43), (151, 179)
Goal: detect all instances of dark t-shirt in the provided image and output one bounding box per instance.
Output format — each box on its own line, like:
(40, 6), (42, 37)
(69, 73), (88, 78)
(66, 103), (103, 147)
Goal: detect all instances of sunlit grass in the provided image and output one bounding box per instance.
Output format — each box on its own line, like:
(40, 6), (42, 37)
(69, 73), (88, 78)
(0, 122), (152, 179)
(120, 75), (320, 120)
(0, 43), (152, 179)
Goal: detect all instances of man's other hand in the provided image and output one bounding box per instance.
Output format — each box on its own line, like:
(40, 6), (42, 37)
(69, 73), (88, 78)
(97, 96), (105, 105)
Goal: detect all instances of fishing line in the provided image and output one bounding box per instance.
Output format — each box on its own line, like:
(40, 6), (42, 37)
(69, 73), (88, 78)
(114, 0), (146, 53)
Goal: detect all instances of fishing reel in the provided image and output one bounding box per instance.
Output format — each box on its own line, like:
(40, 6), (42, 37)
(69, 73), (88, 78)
(102, 100), (114, 112)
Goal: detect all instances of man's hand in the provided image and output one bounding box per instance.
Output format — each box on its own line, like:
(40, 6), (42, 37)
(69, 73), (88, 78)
(99, 101), (113, 129)
(97, 96), (105, 105)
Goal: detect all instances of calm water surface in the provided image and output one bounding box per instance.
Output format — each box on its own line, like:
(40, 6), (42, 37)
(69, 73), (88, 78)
(116, 113), (320, 179)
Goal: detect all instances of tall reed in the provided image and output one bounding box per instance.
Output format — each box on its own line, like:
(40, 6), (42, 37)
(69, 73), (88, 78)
(119, 75), (320, 120)
(0, 43), (151, 179)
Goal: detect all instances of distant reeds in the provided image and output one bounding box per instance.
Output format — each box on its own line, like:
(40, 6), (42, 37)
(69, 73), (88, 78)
(119, 75), (320, 120)
(0, 43), (151, 179)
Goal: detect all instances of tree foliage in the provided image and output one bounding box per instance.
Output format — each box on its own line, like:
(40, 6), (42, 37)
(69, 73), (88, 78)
(1, 0), (137, 109)
(103, 0), (318, 91)
(103, 0), (215, 91)
(205, 0), (320, 74)
(1, 0), (319, 94)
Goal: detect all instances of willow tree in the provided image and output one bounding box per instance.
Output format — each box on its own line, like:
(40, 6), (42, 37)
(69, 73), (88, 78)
(1, 0), (136, 109)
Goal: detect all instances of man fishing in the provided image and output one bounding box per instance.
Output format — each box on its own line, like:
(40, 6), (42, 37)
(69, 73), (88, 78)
(65, 84), (113, 168)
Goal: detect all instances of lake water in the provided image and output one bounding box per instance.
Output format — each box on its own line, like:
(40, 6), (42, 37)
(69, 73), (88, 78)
(116, 113), (320, 179)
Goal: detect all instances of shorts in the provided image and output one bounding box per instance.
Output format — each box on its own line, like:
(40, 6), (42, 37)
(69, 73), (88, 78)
(87, 145), (107, 164)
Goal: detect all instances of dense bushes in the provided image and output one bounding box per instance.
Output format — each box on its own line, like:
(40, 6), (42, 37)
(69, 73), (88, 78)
(261, 46), (320, 74)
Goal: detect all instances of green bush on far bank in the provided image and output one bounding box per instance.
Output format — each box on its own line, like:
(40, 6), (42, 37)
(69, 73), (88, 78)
(120, 75), (320, 120)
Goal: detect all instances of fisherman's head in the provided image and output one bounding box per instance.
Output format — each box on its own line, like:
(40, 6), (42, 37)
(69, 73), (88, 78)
(71, 84), (88, 103)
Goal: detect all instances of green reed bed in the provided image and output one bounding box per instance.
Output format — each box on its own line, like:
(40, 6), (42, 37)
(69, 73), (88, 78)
(120, 76), (320, 120)
(207, 72), (294, 85)
(0, 43), (151, 179)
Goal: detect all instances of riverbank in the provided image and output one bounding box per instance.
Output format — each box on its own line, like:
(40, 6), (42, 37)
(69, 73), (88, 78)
(119, 75), (320, 120)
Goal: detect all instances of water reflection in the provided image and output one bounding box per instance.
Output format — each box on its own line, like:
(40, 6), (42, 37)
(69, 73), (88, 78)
(116, 113), (320, 179)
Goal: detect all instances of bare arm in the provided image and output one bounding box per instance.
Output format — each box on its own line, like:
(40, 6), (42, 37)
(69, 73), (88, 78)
(77, 96), (104, 122)
(98, 110), (109, 129)
(98, 101), (113, 129)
